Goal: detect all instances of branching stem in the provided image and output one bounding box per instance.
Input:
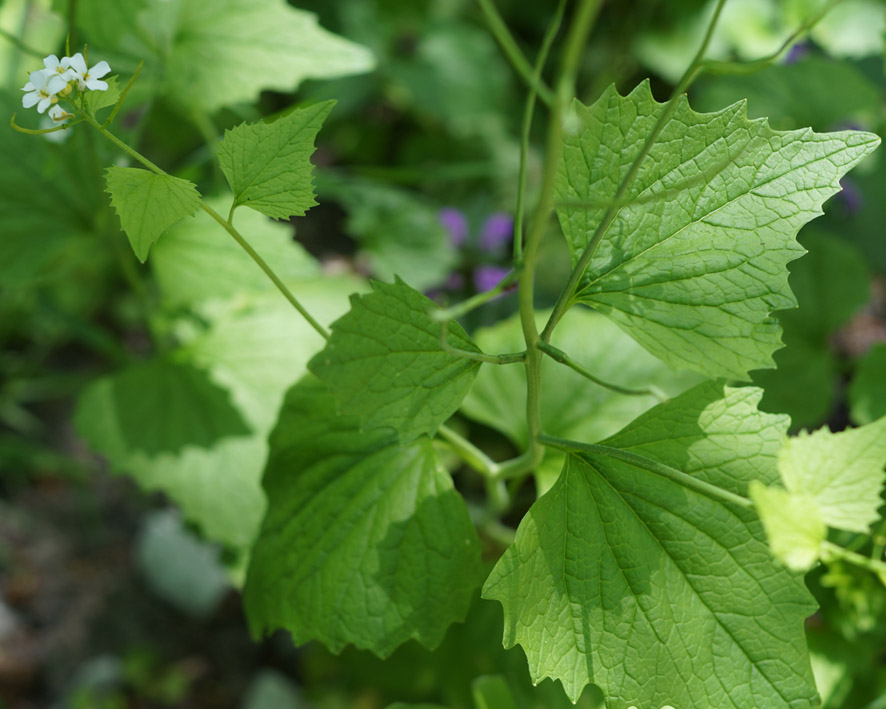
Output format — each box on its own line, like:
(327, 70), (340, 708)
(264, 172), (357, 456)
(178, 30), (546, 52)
(536, 341), (666, 399)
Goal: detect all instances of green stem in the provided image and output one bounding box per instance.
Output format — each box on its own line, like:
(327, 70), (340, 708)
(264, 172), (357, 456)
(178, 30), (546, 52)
(822, 541), (886, 579)
(475, 0), (555, 107)
(0, 26), (45, 58)
(82, 113), (330, 340)
(438, 424), (501, 478)
(539, 434), (754, 510)
(202, 203), (330, 340)
(439, 321), (525, 365)
(433, 269), (519, 321)
(513, 0), (566, 264)
(536, 341), (666, 399)
(517, 0), (602, 475)
(541, 0), (727, 342)
(103, 60), (143, 127)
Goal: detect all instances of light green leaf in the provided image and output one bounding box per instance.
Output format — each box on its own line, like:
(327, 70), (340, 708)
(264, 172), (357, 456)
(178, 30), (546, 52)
(472, 675), (518, 709)
(777, 418), (886, 533)
(75, 358), (250, 457)
(163, 0), (374, 112)
(218, 101), (334, 220)
(309, 279), (481, 442)
(105, 166), (201, 262)
(484, 382), (817, 707)
(187, 277), (364, 432)
(243, 377), (482, 657)
(151, 196), (318, 307)
(748, 481), (826, 572)
(81, 75), (120, 116)
(849, 344), (886, 425)
(555, 81), (880, 379)
(322, 176), (458, 291)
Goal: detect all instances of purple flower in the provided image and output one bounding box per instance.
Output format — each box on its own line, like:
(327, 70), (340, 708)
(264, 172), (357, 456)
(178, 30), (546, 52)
(439, 207), (468, 247)
(783, 42), (809, 64)
(474, 265), (510, 293)
(480, 213), (514, 251)
(838, 178), (863, 214)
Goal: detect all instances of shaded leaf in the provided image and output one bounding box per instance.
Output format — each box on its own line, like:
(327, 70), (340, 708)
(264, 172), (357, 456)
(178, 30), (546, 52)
(244, 377), (482, 656)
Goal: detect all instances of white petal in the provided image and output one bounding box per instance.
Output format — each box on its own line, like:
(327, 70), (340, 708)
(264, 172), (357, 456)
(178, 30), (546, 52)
(28, 69), (48, 88)
(22, 92), (40, 109)
(65, 52), (87, 74)
(22, 82), (35, 92)
(43, 54), (61, 71)
(36, 96), (51, 113)
(47, 74), (68, 94)
(85, 78), (109, 91)
(90, 60), (111, 79)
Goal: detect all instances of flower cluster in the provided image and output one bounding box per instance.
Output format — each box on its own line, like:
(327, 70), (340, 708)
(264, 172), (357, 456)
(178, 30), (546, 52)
(21, 53), (111, 124)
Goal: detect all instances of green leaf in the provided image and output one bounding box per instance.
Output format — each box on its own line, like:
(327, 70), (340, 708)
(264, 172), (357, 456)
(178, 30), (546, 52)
(105, 166), (202, 262)
(218, 101), (334, 220)
(75, 358), (250, 457)
(151, 196), (318, 307)
(81, 75), (121, 116)
(555, 81), (880, 379)
(776, 418), (886, 533)
(748, 481), (826, 572)
(472, 675), (518, 709)
(162, 0), (374, 112)
(243, 377), (482, 657)
(849, 344), (886, 425)
(309, 279), (481, 442)
(483, 382), (818, 707)
(322, 176), (458, 291)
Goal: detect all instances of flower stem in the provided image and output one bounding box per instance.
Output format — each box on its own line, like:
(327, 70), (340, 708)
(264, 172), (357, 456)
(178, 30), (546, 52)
(517, 0), (602, 477)
(513, 0), (566, 264)
(475, 0), (555, 107)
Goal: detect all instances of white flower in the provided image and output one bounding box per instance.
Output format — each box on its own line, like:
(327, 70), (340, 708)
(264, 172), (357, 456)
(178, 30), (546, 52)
(43, 54), (75, 84)
(21, 69), (63, 113)
(62, 53), (111, 91)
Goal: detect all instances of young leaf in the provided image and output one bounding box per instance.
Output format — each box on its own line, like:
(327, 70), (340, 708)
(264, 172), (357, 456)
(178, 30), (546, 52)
(555, 81), (880, 379)
(218, 101), (334, 220)
(483, 382), (818, 707)
(105, 167), (201, 262)
(309, 279), (482, 442)
(75, 358), (251, 457)
(776, 417), (886, 533)
(244, 377), (482, 657)
(748, 482), (826, 572)
(81, 75), (120, 116)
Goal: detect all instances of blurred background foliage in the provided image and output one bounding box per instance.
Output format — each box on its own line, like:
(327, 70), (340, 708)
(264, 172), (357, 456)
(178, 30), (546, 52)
(1, 0), (885, 707)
